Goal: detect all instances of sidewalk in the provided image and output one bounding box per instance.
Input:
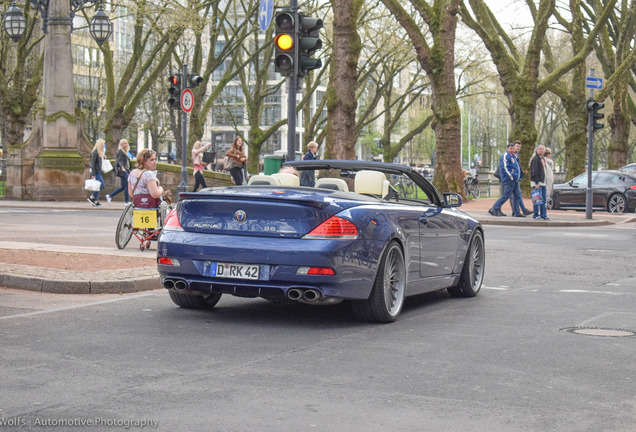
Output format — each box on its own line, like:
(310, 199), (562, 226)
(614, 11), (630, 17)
(459, 196), (636, 227)
(0, 198), (634, 295)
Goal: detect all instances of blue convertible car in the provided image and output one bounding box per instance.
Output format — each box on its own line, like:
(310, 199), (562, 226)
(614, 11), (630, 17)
(157, 160), (484, 322)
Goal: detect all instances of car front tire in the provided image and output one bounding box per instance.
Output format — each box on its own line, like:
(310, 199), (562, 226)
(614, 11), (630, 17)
(352, 241), (406, 323)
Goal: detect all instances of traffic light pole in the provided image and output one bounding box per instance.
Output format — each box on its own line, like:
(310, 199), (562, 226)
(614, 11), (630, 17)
(585, 69), (595, 220)
(286, 0), (298, 163)
(177, 64), (189, 201)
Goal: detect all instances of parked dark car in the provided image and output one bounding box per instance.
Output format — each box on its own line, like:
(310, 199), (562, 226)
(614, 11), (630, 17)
(619, 163), (636, 173)
(550, 170), (636, 213)
(158, 160), (485, 323)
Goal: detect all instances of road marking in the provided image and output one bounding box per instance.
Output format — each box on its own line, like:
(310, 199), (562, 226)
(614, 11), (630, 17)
(482, 286), (509, 291)
(559, 289), (628, 296)
(0, 292), (159, 320)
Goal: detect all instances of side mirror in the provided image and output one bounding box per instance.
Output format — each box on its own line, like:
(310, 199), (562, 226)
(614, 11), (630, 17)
(443, 193), (462, 207)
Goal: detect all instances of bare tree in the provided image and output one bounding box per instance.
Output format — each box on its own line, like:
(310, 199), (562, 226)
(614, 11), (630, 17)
(0, 1), (43, 151)
(380, 0), (464, 193)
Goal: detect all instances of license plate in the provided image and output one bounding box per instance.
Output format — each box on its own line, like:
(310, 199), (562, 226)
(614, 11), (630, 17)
(211, 262), (260, 280)
(133, 210), (157, 229)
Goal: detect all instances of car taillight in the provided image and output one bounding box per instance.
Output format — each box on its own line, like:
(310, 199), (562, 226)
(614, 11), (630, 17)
(630, 184), (636, 190)
(158, 257), (180, 266)
(162, 208), (183, 231)
(303, 216), (358, 239)
(297, 266), (336, 275)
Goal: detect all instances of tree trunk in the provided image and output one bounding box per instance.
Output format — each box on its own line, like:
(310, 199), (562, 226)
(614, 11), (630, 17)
(563, 64), (588, 180)
(325, 0), (362, 160)
(607, 82), (630, 168)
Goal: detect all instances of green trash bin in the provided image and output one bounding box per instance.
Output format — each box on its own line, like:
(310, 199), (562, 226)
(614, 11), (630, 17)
(263, 155), (284, 175)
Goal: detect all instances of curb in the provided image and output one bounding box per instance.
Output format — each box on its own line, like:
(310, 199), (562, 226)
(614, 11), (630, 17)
(0, 273), (160, 294)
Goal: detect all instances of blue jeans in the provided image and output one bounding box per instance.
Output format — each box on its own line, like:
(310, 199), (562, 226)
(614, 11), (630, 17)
(509, 181), (528, 215)
(109, 171), (130, 203)
(533, 186), (547, 218)
(91, 172), (105, 201)
(492, 180), (515, 211)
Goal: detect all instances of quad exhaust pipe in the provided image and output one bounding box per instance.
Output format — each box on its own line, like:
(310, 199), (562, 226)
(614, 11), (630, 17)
(163, 278), (187, 291)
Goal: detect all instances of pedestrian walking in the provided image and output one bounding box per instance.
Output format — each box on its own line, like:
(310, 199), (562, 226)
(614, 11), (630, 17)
(300, 141), (319, 186)
(544, 147), (555, 198)
(105, 139), (131, 204)
(510, 140), (533, 217)
(191, 141), (212, 192)
(530, 144), (549, 220)
(225, 136), (247, 186)
(488, 142), (520, 216)
(87, 139), (106, 206)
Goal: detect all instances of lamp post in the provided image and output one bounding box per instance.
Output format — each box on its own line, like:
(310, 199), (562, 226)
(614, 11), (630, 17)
(2, 0), (112, 200)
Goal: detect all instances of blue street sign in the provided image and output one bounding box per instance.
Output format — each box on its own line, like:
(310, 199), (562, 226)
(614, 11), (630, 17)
(586, 77), (603, 90)
(259, 0), (274, 31)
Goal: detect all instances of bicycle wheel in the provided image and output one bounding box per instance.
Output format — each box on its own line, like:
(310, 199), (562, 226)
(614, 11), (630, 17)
(115, 203), (134, 249)
(470, 182), (480, 199)
(159, 201), (171, 228)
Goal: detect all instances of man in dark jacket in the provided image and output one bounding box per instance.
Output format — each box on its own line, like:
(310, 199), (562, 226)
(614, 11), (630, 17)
(489, 143), (520, 216)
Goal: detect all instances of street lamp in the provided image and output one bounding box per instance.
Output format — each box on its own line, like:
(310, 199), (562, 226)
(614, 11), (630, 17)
(2, 0), (112, 44)
(3, 1), (26, 43)
(1, 0), (113, 201)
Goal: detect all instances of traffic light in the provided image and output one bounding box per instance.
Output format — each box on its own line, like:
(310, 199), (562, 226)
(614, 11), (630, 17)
(188, 73), (203, 88)
(168, 74), (181, 109)
(274, 9), (295, 77)
(297, 14), (323, 77)
(586, 98), (605, 132)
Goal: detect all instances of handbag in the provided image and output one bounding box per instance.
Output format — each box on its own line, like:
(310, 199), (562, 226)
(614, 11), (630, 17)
(531, 188), (544, 206)
(202, 151), (215, 164)
(84, 179), (101, 191)
(223, 156), (232, 171)
(102, 158), (113, 174)
(115, 164), (124, 177)
(131, 169), (161, 208)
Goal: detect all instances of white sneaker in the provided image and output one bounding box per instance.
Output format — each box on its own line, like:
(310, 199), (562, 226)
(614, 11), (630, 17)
(106, 194), (112, 204)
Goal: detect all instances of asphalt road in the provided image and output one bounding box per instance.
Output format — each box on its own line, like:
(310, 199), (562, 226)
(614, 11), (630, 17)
(1, 212), (635, 431)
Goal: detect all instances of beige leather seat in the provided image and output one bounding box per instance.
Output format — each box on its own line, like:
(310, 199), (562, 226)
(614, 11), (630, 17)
(315, 178), (349, 192)
(247, 175), (280, 185)
(354, 170), (390, 198)
(271, 172), (300, 186)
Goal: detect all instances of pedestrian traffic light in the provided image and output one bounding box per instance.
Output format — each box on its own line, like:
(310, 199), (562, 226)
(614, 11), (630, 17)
(297, 14), (323, 78)
(274, 9), (295, 77)
(586, 98), (605, 132)
(168, 74), (181, 109)
(188, 73), (203, 88)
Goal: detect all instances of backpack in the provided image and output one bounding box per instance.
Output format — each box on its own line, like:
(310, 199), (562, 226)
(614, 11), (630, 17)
(494, 166), (501, 179)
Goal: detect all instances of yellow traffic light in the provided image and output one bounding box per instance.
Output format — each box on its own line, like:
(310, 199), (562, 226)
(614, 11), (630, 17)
(275, 33), (293, 51)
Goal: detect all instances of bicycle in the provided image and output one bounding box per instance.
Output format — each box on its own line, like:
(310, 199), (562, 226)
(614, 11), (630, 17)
(464, 172), (480, 199)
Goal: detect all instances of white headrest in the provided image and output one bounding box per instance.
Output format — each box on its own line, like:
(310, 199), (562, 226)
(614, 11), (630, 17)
(272, 172), (300, 186)
(315, 178), (349, 192)
(248, 175), (280, 186)
(355, 170), (388, 196)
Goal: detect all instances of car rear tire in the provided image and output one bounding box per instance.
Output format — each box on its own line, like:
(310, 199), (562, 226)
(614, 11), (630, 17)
(169, 290), (222, 310)
(352, 241), (406, 323)
(448, 230), (484, 298)
(607, 193), (627, 213)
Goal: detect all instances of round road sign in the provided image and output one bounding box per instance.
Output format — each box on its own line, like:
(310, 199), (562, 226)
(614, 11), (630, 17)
(181, 88), (194, 113)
